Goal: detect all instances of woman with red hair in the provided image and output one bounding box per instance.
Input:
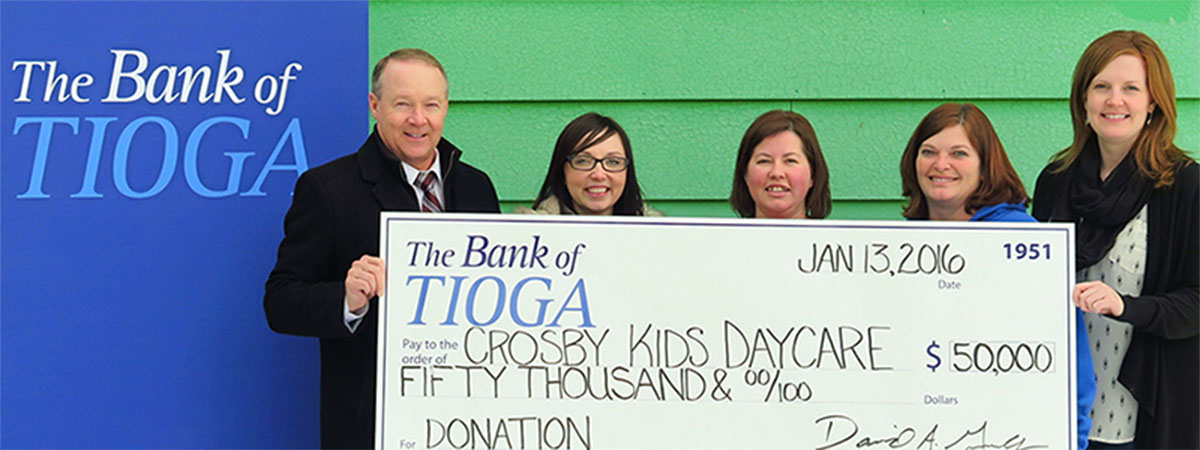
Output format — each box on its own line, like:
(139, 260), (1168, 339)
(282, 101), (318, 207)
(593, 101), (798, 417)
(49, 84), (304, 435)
(1033, 30), (1198, 449)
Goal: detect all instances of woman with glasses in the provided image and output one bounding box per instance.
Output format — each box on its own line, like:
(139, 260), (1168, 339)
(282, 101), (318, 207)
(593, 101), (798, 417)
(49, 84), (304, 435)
(519, 112), (658, 216)
(730, 110), (831, 219)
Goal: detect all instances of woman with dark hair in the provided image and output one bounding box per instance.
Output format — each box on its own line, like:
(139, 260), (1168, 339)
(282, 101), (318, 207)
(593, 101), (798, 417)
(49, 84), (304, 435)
(901, 102), (1096, 448)
(730, 110), (831, 219)
(519, 112), (657, 216)
(1032, 30), (1197, 449)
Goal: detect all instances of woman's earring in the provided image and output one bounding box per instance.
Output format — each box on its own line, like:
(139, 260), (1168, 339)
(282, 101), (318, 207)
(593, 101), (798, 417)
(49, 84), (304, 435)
(1146, 113), (1152, 125)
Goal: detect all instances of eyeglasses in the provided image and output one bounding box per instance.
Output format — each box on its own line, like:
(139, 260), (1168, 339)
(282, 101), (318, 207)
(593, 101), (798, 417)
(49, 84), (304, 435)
(567, 154), (629, 172)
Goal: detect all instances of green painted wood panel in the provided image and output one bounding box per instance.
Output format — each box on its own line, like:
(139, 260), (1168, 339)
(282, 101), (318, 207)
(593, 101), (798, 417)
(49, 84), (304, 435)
(451, 99), (1199, 200)
(372, 1), (1199, 100)
(371, 1), (1200, 210)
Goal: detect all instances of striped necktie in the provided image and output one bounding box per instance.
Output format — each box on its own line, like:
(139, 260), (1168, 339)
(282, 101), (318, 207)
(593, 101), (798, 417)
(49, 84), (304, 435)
(415, 171), (443, 213)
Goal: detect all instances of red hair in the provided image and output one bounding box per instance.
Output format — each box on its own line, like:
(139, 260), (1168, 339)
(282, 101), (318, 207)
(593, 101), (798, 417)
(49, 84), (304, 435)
(900, 103), (1028, 219)
(1053, 30), (1191, 187)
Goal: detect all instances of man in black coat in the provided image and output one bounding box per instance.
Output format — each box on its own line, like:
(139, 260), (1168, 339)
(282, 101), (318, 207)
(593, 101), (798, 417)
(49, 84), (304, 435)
(264, 49), (500, 449)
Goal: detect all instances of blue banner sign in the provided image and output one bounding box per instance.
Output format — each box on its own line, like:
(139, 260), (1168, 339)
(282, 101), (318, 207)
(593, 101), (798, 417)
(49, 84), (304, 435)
(1, 2), (366, 447)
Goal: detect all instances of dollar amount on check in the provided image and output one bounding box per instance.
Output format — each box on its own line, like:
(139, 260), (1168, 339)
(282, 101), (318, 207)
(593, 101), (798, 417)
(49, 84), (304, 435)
(375, 215), (1079, 450)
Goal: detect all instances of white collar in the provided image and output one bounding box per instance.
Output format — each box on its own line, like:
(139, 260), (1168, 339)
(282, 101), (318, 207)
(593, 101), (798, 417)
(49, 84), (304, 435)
(401, 151), (442, 185)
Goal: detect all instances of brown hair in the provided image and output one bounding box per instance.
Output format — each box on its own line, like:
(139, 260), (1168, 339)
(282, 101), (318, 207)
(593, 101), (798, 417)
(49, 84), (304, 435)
(532, 113), (646, 215)
(371, 48), (447, 95)
(1052, 30), (1191, 187)
(730, 110), (831, 218)
(900, 103), (1028, 219)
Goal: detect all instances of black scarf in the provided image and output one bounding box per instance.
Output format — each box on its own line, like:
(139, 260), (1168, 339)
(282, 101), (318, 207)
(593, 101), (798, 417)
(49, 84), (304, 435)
(1050, 137), (1152, 268)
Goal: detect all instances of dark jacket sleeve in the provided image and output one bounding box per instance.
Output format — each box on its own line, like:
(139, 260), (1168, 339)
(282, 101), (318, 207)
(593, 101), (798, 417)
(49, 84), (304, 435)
(264, 170), (354, 339)
(1116, 162), (1199, 340)
(448, 163), (501, 213)
(478, 175), (500, 213)
(1031, 165), (1059, 222)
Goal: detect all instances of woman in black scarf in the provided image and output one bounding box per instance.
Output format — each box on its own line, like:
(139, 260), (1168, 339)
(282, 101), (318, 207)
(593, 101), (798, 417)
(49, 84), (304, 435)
(1032, 30), (1198, 450)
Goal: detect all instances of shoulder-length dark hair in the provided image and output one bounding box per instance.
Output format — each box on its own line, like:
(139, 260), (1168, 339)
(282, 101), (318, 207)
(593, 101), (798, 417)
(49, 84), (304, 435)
(532, 112), (646, 215)
(1052, 30), (1191, 187)
(900, 103), (1029, 219)
(730, 110), (831, 218)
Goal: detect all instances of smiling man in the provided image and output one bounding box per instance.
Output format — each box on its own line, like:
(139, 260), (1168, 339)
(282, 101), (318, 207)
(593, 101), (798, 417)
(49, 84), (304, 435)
(264, 49), (500, 449)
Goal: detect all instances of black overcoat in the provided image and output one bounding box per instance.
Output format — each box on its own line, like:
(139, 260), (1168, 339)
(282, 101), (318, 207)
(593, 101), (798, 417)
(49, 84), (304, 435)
(265, 129), (500, 449)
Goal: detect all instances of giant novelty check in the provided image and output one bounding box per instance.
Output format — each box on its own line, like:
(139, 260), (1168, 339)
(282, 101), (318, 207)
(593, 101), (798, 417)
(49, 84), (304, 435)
(375, 214), (1078, 450)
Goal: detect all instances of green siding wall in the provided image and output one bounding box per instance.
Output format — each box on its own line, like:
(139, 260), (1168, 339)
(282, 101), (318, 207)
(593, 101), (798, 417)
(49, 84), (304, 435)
(369, 1), (1199, 219)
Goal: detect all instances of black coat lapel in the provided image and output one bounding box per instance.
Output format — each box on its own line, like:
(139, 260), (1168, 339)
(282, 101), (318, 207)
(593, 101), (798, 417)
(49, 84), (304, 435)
(436, 139), (463, 210)
(357, 130), (419, 212)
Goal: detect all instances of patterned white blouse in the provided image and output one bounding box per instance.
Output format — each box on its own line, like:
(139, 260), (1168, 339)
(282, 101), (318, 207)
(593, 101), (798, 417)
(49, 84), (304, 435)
(1079, 205), (1147, 444)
